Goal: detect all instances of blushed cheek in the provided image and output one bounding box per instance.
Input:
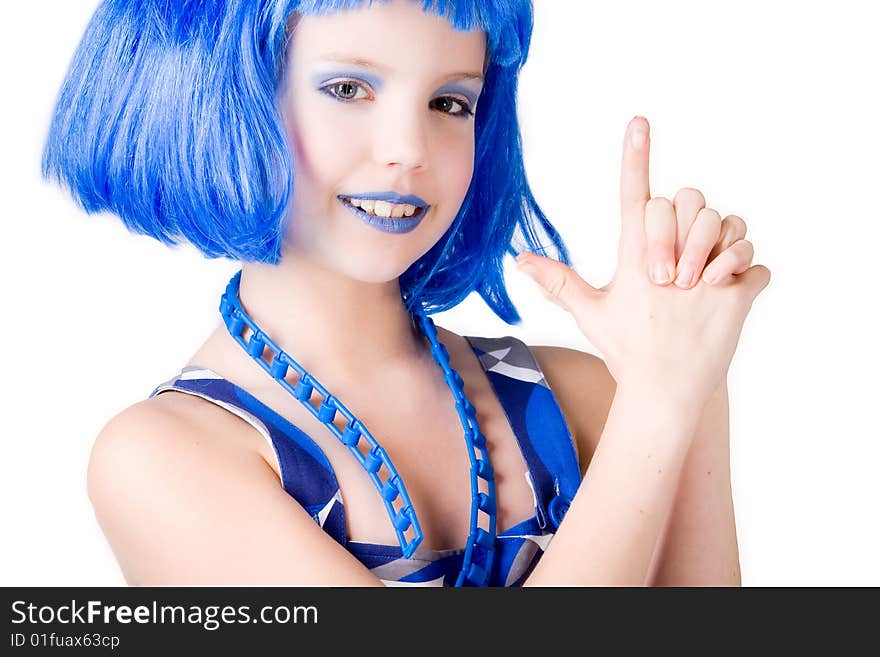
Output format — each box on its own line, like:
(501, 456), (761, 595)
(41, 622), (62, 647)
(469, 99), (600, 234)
(302, 118), (358, 180)
(278, 102), (345, 245)
(279, 86), (349, 174)
(286, 103), (348, 182)
(447, 142), (476, 212)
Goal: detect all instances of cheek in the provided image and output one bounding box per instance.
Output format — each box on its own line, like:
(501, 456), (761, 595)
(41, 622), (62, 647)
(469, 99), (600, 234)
(284, 101), (356, 182)
(429, 150), (474, 243)
(441, 138), (476, 205)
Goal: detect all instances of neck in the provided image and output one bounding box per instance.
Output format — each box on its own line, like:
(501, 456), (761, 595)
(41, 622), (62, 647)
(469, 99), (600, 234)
(236, 254), (430, 380)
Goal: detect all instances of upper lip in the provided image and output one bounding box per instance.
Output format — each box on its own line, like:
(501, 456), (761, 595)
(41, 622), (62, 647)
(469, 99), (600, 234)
(338, 192), (429, 209)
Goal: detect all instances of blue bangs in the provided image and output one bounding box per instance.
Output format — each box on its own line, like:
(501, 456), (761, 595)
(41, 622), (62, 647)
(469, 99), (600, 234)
(42, 0), (570, 324)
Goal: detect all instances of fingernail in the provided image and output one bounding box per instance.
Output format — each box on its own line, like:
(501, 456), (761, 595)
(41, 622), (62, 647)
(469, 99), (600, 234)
(675, 265), (694, 288)
(631, 124), (647, 150)
(652, 263), (670, 284)
(702, 267), (718, 284)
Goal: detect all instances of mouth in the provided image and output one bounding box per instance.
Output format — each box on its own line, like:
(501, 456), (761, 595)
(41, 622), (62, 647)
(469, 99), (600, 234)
(337, 195), (428, 234)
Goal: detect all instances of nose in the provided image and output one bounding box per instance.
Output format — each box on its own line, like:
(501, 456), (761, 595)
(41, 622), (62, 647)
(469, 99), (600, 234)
(374, 108), (429, 173)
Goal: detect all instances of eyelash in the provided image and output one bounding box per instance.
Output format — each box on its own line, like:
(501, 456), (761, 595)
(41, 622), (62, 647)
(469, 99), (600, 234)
(319, 79), (475, 119)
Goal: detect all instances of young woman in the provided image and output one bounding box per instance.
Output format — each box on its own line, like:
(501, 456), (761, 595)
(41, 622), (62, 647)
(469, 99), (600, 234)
(42, 0), (769, 586)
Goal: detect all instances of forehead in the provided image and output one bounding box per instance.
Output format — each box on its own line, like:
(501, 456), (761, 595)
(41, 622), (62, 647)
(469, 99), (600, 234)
(289, 0), (487, 75)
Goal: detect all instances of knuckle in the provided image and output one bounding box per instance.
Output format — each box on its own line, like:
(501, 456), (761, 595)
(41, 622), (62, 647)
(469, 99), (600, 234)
(726, 239), (753, 261)
(723, 214), (748, 236)
(696, 207), (722, 225)
(738, 239), (755, 256)
(674, 187), (705, 207)
(646, 196), (673, 212)
(545, 268), (569, 300)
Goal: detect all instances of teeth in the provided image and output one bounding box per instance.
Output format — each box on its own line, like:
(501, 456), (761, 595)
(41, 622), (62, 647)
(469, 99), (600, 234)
(374, 200), (394, 217)
(346, 197), (419, 218)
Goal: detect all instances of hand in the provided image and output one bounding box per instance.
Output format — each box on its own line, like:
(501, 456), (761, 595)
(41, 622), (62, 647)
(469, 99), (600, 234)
(645, 186), (753, 290)
(516, 116), (771, 412)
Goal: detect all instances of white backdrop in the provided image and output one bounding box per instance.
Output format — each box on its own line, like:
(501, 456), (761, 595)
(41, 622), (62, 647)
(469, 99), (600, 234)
(2, 1), (877, 586)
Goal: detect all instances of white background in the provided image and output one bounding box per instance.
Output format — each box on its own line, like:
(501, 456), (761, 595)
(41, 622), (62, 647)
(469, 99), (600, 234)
(2, 1), (877, 586)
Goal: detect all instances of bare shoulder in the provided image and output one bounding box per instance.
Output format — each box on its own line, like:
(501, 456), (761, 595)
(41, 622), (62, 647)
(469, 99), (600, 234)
(528, 345), (617, 475)
(86, 397), (382, 585)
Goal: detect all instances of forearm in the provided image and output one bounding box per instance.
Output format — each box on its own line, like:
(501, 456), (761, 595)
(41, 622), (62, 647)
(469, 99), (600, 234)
(523, 385), (703, 586)
(646, 381), (741, 586)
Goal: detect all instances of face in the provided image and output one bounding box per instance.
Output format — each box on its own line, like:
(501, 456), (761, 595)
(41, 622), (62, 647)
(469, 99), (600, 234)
(277, 0), (487, 282)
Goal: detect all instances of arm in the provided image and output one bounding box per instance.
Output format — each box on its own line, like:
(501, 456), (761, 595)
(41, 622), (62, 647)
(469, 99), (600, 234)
(645, 380), (741, 586)
(529, 346), (731, 586)
(522, 376), (704, 586)
(87, 401), (385, 586)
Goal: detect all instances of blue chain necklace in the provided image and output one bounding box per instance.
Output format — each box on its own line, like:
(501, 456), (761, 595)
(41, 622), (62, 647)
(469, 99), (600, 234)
(219, 270), (498, 587)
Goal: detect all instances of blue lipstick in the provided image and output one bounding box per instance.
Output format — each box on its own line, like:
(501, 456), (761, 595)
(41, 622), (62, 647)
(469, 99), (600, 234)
(337, 192), (430, 234)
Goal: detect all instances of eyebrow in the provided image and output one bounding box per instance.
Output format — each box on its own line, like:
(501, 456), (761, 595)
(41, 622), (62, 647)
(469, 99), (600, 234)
(317, 54), (484, 83)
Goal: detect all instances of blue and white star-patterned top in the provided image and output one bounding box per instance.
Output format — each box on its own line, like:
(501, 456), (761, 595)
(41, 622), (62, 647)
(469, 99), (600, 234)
(150, 335), (582, 586)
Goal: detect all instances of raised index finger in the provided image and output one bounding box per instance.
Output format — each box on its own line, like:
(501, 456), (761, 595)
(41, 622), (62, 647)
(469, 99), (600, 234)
(619, 116), (652, 254)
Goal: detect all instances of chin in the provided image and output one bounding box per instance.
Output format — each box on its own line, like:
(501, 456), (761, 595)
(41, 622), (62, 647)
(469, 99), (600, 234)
(323, 249), (414, 285)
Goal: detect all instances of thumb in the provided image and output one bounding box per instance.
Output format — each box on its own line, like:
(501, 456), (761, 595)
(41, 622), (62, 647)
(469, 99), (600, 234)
(735, 264), (772, 304)
(516, 253), (600, 315)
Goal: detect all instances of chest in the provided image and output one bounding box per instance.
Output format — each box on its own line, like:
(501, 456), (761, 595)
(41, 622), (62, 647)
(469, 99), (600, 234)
(245, 351), (538, 552)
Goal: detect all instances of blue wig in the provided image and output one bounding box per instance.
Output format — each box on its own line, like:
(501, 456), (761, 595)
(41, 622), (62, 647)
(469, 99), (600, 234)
(42, 0), (571, 324)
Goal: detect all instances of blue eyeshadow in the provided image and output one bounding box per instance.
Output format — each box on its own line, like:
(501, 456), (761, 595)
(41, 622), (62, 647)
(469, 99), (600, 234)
(435, 82), (480, 107)
(311, 69), (384, 91)
(311, 69), (481, 106)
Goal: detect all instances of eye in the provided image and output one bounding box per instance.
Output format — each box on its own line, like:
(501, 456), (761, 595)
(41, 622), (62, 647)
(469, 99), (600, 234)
(320, 80), (370, 102)
(431, 96), (474, 119)
(319, 79), (474, 119)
